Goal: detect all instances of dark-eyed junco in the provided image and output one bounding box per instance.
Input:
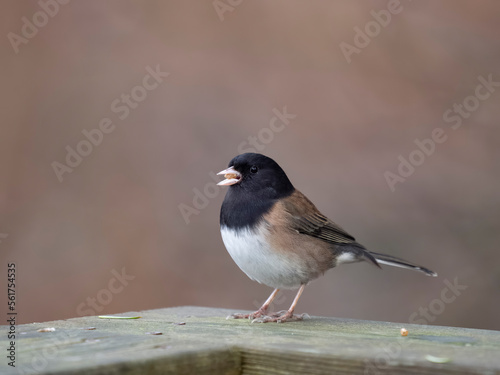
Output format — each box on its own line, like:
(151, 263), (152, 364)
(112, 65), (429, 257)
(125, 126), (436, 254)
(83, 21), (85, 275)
(218, 153), (437, 323)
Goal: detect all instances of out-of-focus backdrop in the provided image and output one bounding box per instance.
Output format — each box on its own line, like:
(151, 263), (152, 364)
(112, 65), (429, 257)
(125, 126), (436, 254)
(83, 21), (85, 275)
(1, 1), (499, 330)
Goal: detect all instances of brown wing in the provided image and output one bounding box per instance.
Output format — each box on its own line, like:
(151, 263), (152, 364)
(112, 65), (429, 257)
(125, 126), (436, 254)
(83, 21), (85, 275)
(281, 190), (357, 245)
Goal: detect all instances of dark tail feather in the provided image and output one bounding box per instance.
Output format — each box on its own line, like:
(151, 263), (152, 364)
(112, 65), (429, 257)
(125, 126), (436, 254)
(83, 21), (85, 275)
(368, 251), (437, 277)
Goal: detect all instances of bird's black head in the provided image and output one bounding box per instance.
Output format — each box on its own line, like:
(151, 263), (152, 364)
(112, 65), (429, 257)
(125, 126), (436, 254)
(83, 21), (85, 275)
(218, 153), (294, 200)
(218, 153), (295, 228)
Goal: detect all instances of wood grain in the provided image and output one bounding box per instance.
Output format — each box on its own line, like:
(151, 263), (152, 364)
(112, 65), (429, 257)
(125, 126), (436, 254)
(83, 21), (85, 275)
(1, 306), (499, 374)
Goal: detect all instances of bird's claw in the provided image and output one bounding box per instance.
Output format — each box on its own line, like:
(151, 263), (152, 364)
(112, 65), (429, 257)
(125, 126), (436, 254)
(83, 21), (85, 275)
(251, 312), (309, 323)
(227, 310), (267, 320)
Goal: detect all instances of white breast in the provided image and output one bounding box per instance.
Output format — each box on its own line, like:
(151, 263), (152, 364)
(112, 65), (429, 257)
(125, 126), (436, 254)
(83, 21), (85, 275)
(220, 225), (306, 289)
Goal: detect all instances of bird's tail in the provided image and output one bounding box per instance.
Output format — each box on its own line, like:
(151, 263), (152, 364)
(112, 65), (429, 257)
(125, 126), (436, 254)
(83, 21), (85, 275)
(369, 251), (437, 277)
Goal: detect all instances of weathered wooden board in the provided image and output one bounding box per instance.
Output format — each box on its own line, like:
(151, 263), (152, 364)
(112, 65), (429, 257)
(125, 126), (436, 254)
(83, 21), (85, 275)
(1, 306), (499, 374)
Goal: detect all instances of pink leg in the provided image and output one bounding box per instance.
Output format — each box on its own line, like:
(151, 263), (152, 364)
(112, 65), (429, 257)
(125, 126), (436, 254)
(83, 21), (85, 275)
(227, 288), (280, 320)
(253, 284), (307, 323)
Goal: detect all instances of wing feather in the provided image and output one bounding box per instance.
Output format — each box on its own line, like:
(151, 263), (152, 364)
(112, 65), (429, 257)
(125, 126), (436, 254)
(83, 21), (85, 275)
(282, 191), (357, 245)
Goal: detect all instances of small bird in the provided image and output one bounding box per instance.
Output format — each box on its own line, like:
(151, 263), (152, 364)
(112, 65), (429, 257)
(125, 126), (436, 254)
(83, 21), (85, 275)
(218, 153), (437, 323)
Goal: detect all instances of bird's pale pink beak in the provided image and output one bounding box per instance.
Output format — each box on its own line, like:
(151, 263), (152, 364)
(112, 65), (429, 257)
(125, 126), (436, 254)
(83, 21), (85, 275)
(217, 166), (242, 186)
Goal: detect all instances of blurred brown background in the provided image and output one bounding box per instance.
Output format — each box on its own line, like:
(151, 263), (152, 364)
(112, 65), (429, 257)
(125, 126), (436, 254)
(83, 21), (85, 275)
(1, 1), (499, 330)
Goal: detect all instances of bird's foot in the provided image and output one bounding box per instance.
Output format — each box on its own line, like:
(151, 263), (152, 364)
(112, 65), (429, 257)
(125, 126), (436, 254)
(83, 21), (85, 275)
(251, 310), (309, 323)
(226, 308), (267, 320)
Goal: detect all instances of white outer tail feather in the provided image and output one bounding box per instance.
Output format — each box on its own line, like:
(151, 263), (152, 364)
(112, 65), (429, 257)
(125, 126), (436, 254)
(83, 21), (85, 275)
(375, 258), (437, 277)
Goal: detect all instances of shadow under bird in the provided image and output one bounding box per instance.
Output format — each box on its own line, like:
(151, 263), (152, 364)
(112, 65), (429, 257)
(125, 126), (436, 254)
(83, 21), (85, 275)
(217, 153), (437, 323)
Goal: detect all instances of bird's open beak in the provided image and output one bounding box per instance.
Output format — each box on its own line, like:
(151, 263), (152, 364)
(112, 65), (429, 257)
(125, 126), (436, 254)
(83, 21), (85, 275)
(217, 166), (241, 186)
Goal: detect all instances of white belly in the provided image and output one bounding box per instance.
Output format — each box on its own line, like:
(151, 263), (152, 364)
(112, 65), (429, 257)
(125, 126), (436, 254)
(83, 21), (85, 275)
(220, 226), (305, 289)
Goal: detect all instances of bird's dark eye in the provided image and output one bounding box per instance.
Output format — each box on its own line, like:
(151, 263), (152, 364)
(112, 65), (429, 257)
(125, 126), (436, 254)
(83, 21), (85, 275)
(250, 166), (258, 174)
